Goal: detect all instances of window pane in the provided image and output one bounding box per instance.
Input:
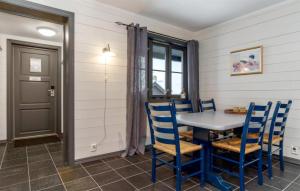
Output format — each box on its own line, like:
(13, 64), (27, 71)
(171, 73), (182, 95)
(152, 71), (166, 95)
(172, 49), (183, 72)
(153, 45), (166, 71)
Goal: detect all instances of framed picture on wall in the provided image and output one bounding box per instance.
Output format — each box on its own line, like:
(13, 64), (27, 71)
(230, 46), (263, 76)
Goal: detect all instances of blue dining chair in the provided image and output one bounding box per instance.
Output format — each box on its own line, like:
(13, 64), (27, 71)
(199, 98), (225, 140)
(199, 98), (216, 112)
(264, 100), (292, 178)
(145, 102), (205, 191)
(211, 102), (272, 191)
(172, 99), (194, 140)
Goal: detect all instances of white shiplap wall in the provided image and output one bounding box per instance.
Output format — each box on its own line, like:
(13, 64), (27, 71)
(27, 0), (192, 160)
(193, 0), (300, 159)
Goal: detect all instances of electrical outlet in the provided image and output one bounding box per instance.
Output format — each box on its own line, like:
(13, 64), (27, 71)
(291, 146), (300, 155)
(90, 143), (97, 152)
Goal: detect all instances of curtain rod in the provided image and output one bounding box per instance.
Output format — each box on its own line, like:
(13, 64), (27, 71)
(115, 21), (188, 43)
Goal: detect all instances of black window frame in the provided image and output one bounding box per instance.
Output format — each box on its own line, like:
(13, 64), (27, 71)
(148, 36), (187, 101)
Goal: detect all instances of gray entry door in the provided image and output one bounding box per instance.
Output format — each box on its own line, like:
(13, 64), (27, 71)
(12, 44), (58, 139)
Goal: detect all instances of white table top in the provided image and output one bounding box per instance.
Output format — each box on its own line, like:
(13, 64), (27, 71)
(176, 111), (246, 131)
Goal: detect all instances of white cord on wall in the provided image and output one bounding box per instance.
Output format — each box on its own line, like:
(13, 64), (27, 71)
(98, 55), (108, 146)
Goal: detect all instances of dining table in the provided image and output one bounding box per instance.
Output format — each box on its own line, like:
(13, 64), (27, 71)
(176, 111), (247, 191)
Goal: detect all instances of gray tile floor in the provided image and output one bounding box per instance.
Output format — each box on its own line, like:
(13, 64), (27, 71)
(0, 142), (300, 191)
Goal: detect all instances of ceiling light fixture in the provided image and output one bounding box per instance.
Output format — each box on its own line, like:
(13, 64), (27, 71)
(37, 27), (56, 37)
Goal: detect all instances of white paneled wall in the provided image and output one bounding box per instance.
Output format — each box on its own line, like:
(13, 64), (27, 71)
(27, 0), (192, 160)
(193, 0), (300, 159)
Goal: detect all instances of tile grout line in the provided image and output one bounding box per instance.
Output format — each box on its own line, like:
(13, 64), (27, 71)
(26, 146), (32, 191)
(80, 163), (146, 181)
(122, 157), (181, 191)
(30, 173), (61, 182)
(0, 181), (28, 190)
(233, 176), (258, 191)
(121, 157), (172, 190)
(0, 143), (7, 169)
(291, 177), (300, 186)
(102, 159), (140, 190)
(264, 178), (285, 191)
(86, 188), (100, 191)
(0, 165), (65, 189)
(61, 174), (94, 185)
(122, 157), (151, 173)
(92, 171), (149, 189)
(237, 174), (281, 191)
(80, 163), (103, 191)
(80, 168), (112, 178)
(80, 153), (286, 191)
(96, 176), (124, 188)
(272, 174), (298, 183)
(136, 179), (175, 191)
(187, 184), (211, 191)
(85, 157), (149, 173)
(282, 172), (300, 191)
(133, 156), (214, 191)
(35, 175), (62, 191)
(272, 165), (298, 174)
(45, 144), (68, 191)
(124, 155), (211, 191)
(38, 183), (63, 191)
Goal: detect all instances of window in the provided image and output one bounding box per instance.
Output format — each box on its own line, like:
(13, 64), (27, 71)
(148, 39), (187, 100)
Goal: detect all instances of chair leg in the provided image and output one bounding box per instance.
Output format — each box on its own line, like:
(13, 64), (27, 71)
(200, 149), (205, 186)
(279, 141), (284, 171)
(209, 147), (213, 171)
(258, 150), (264, 185)
(173, 156), (177, 174)
(239, 164), (245, 191)
(151, 148), (157, 183)
(175, 155), (182, 191)
(176, 167), (182, 191)
(267, 143), (273, 179)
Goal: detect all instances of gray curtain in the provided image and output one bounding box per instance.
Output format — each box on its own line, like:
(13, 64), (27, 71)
(187, 40), (200, 112)
(123, 24), (148, 156)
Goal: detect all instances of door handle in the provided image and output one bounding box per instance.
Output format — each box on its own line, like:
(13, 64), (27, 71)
(48, 89), (55, 97)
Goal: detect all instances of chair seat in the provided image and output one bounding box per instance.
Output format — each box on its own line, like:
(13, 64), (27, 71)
(153, 141), (202, 156)
(212, 137), (261, 154)
(179, 130), (193, 140)
(263, 133), (283, 144)
(248, 133), (283, 144)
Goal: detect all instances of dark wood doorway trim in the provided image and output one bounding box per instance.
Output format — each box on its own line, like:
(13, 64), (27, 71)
(0, 0), (75, 165)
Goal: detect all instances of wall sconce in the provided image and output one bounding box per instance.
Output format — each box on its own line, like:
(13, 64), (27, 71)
(100, 44), (114, 64)
(103, 44), (114, 58)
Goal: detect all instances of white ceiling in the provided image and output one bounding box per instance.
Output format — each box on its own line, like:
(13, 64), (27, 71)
(0, 12), (63, 42)
(98, 0), (287, 31)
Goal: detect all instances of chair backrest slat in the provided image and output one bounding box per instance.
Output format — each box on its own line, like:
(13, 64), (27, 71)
(199, 98), (216, 112)
(156, 137), (176, 145)
(145, 102), (181, 154)
(172, 99), (193, 114)
(240, 102), (272, 154)
(250, 116), (267, 123)
(152, 116), (173, 123)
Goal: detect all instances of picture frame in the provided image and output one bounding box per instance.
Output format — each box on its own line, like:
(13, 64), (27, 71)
(230, 46), (263, 76)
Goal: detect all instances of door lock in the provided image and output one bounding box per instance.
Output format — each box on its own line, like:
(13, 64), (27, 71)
(48, 86), (55, 97)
